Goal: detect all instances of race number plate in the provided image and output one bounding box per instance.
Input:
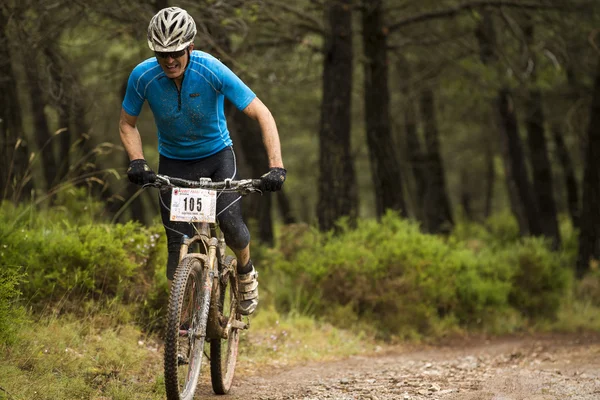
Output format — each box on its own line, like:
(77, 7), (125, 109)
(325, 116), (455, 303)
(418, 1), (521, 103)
(170, 188), (217, 223)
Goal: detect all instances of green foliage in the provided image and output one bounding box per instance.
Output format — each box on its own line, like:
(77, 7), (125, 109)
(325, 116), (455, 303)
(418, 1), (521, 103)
(2, 195), (579, 342)
(536, 262), (600, 333)
(239, 307), (373, 368)
(451, 211), (521, 248)
(0, 316), (166, 400)
(575, 265), (600, 307)
(259, 212), (571, 338)
(558, 214), (579, 266)
(1, 186), (110, 237)
(0, 304), (371, 400)
(2, 221), (158, 304)
(0, 200), (592, 396)
(0, 265), (27, 346)
(0, 199), (168, 331)
(507, 238), (572, 318)
(453, 214), (576, 319)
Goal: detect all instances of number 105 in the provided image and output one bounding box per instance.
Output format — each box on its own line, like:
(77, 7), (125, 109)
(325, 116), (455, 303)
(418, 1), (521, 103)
(184, 197), (202, 212)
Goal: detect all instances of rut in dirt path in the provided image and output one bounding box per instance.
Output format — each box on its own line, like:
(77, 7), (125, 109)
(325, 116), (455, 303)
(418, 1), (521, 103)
(196, 334), (600, 400)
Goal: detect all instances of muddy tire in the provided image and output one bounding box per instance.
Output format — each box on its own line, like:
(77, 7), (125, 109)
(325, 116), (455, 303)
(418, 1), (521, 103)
(164, 256), (210, 400)
(210, 255), (242, 394)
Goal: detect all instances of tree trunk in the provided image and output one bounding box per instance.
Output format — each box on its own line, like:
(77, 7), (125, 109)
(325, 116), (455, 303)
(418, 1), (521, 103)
(23, 56), (57, 191)
(497, 88), (542, 236)
(524, 89), (560, 247)
(483, 137), (495, 219)
(523, 22), (560, 248)
(576, 57), (600, 278)
(396, 56), (427, 223)
(476, 12), (539, 235)
(460, 168), (474, 220)
(552, 124), (579, 230)
(44, 45), (71, 183)
(277, 190), (296, 225)
(361, 0), (406, 218)
(317, 0), (358, 231)
(420, 88), (454, 233)
(0, 11), (32, 203)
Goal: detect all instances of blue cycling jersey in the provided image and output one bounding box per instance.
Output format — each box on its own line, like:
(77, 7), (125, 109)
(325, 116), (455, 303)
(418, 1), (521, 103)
(122, 50), (256, 160)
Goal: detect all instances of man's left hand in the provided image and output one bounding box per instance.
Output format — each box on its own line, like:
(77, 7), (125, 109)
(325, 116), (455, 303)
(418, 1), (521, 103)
(260, 167), (286, 191)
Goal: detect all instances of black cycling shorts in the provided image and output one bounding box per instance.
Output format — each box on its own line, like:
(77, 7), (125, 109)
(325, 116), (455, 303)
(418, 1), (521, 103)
(158, 147), (250, 280)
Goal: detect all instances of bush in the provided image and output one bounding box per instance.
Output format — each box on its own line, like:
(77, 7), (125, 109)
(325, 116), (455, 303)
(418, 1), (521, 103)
(2, 196), (575, 340)
(506, 238), (572, 318)
(260, 212), (571, 338)
(1, 221), (162, 304)
(575, 263), (600, 306)
(0, 200), (168, 331)
(451, 211), (521, 248)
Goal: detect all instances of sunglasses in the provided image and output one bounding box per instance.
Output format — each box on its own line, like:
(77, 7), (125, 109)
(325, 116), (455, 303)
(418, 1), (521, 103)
(155, 49), (187, 59)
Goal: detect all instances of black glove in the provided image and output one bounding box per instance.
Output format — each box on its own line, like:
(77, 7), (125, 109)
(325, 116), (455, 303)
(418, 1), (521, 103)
(127, 159), (156, 185)
(260, 167), (286, 192)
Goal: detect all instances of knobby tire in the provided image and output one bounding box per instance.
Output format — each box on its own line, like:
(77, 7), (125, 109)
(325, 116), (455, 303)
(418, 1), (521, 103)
(164, 257), (211, 400)
(210, 255), (241, 394)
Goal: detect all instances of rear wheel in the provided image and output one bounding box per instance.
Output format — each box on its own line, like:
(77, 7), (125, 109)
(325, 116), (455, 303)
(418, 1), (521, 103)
(210, 255), (242, 394)
(164, 256), (210, 400)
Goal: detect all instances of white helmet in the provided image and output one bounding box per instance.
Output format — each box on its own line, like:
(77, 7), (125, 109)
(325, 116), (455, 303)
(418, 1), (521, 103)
(147, 7), (197, 52)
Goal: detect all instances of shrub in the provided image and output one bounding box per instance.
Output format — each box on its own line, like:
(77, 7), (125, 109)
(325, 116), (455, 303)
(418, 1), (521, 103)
(0, 200), (168, 330)
(451, 211), (521, 248)
(1, 221), (162, 305)
(574, 262), (600, 306)
(260, 212), (571, 338)
(506, 238), (572, 319)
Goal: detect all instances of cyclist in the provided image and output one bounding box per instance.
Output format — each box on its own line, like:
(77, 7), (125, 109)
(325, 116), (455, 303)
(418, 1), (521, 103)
(119, 6), (285, 316)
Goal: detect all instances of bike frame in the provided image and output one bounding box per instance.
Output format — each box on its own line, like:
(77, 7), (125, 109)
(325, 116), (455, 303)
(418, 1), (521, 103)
(178, 222), (246, 341)
(154, 174), (258, 399)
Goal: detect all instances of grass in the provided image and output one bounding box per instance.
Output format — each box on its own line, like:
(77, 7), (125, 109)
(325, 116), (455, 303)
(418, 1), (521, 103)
(0, 306), (375, 400)
(2, 293), (599, 400)
(535, 301), (600, 334)
(0, 315), (164, 400)
(2, 209), (599, 398)
(238, 307), (376, 372)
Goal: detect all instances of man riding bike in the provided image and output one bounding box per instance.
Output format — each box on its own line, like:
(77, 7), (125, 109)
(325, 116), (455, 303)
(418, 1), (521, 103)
(118, 6), (285, 316)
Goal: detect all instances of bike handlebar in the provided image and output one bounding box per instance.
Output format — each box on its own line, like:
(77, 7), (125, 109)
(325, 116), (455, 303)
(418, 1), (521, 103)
(148, 174), (263, 195)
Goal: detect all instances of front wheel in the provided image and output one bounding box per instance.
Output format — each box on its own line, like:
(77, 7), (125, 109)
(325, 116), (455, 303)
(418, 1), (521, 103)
(210, 255), (242, 394)
(164, 256), (211, 400)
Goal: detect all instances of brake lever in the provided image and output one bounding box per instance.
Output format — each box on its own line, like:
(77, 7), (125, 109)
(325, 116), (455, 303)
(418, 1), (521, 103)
(142, 175), (171, 189)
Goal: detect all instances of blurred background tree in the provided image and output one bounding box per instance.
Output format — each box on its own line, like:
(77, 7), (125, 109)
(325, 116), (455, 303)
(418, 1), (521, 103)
(1, 0), (600, 275)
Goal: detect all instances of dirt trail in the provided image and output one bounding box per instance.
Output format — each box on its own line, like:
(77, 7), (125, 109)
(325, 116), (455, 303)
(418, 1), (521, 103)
(197, 333), (600, 400)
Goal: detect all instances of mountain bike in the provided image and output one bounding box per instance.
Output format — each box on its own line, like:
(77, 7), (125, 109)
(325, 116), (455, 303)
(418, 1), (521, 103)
(150, 174), (261, 400)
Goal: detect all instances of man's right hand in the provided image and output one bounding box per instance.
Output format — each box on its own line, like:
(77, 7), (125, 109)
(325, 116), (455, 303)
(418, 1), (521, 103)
(127, 159), (157, 185)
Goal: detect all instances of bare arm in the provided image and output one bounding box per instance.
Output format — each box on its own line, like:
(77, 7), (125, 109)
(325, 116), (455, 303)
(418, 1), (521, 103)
(119, 108), (145, 161)
(242, 97), (284, 169)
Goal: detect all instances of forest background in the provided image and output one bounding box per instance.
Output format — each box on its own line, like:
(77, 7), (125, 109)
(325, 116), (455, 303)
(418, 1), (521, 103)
(1, 0), (600, 399)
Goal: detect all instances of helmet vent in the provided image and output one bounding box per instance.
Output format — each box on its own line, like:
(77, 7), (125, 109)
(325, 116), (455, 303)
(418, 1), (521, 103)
(147, 7), (197, 52)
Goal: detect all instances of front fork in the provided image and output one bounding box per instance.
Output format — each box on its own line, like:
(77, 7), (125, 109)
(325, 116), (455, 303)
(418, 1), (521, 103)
(178, 233), (218, 341)
(179, 232), (244, 341)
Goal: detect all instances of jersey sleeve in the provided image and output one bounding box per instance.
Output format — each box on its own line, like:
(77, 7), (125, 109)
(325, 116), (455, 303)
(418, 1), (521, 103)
(213, 59), (256, 111)
(122, 66), (146, 116)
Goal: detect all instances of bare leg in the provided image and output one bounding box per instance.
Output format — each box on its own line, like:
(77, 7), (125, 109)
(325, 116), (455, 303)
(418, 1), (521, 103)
(232, 244), (251, 271)
(232, 243), (258, 315)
